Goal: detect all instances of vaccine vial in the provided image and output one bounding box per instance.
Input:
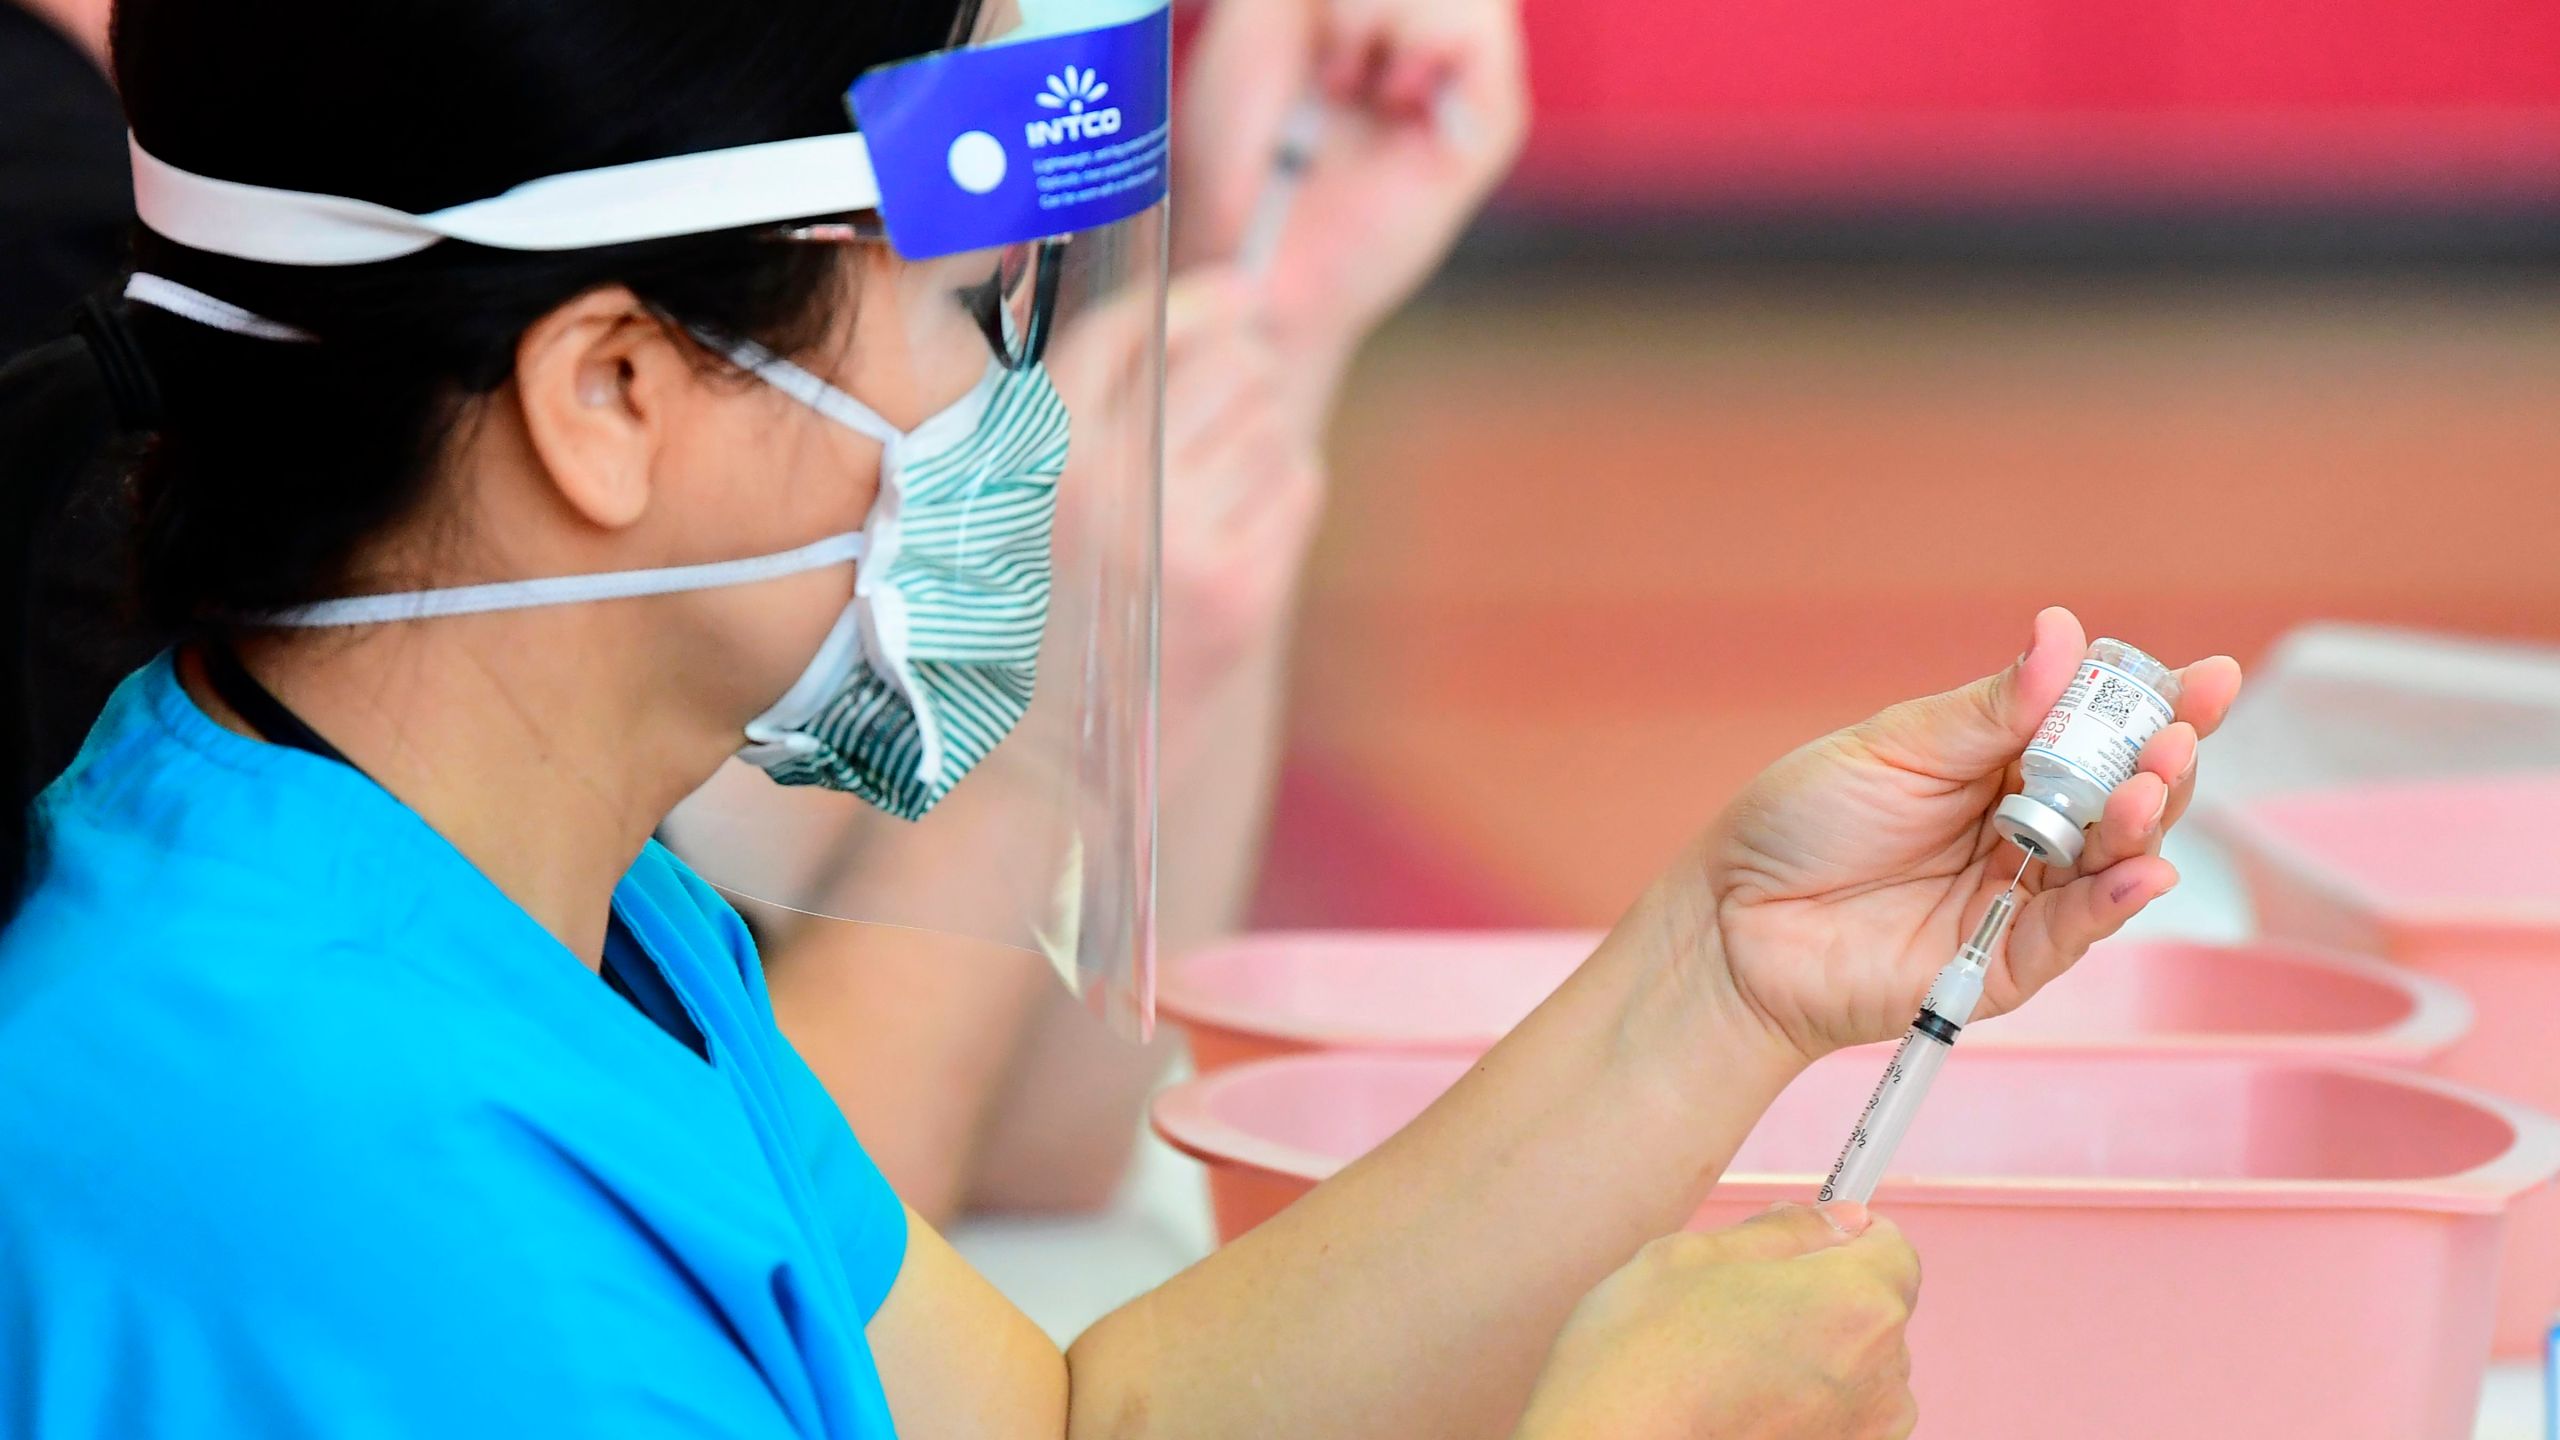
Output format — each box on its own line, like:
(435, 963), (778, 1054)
(1994, 638), (2181, 867)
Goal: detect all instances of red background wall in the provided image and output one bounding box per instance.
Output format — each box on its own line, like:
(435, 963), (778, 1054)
(1509, 0), (2560, 204)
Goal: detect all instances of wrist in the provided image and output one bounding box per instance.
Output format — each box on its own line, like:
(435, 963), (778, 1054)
(1604, 865), (1809, 1136)
(1270, 322), (1360, 436)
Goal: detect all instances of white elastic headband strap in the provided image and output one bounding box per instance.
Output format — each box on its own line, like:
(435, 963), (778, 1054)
(130, 132), (882, 267)
(266, 531), (867, 628)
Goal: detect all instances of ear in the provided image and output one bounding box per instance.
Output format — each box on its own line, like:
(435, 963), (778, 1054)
(512, 286), (692, 532)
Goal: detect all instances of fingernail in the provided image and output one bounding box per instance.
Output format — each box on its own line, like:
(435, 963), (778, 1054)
(1816, 1201), (1872, 1236)
(2148, 788), (2169, 830)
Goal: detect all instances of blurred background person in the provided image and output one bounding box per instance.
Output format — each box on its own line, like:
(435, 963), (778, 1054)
(720, 0), (1529, 1224)
(0, 0), (123, 353)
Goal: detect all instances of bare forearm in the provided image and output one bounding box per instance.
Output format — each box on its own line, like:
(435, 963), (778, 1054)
(766, 917), (1052, 1222)
(1158, 635), (1296, 955)
(964, 982), (1180, 1213)
(964, 628), (1297, 1213)
(1064, 878), (1805, 1439)
(1276, 331), (1358, 455)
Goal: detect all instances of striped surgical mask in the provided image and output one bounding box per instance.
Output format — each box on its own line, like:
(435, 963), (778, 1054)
(733, 347), (1072, 820)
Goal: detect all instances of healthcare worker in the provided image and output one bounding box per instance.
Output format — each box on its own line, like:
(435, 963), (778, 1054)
(730, 0), (1533, 1220)
(0, 3), (2242, 1439)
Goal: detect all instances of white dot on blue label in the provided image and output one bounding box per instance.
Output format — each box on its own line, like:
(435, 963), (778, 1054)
(947, 131), (1007, 195)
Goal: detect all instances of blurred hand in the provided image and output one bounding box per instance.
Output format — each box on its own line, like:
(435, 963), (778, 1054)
(23, 0), (111, 61)
(1678, 607), (2246, 1060)
(1515, 1204), (1922, 1440)
(1156, 269), (1325, 755)
(1175, 0), (1528, 379)
(1038, 269), (1324, 763)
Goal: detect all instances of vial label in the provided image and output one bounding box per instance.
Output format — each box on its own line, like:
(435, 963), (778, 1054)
(2026, 660), (2174, 791)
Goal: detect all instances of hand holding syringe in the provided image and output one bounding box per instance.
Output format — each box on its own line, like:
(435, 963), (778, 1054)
(1237, 86), (1481, 281)
(1237, 95), (1326, 280)
(1821, 637), (2190, 1205)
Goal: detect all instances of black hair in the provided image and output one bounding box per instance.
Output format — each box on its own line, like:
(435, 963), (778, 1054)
(0, 0), (977, 922)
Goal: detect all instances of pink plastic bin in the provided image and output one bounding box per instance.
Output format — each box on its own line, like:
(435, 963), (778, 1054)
(1154, 1050), (2559, 1440)
(1162, 931), (2471, 1074)
(2214, 773), (2560, 1354)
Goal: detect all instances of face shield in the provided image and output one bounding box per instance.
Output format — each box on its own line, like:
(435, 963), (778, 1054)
(121, 0), (1170, 1036)
(673, 0), (1169, 1038)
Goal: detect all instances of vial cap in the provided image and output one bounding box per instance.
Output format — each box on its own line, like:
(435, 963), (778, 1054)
(1994, 793), (2084, 868)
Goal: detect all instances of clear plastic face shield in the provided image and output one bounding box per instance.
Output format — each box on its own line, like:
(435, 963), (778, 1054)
(121, 0), (1169, 1036)
(673, 0), (1169, 1038)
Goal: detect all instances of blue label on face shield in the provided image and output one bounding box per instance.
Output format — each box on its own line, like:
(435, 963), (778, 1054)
(850, 3), (1171, 259)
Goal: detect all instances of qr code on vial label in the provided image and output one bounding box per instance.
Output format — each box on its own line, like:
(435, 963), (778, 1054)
(2088, 674), (2143, 729)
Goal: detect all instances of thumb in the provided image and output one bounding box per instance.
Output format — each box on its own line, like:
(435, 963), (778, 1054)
(1857, 606), (2086, 780)
(1699, 1202), (1870, 1263)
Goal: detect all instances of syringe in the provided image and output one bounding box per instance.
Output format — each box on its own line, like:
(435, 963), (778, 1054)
(1238, 85), (1478, 280)
(1819, 844), (2039, 1205)
(1239, 95), (1325, 279)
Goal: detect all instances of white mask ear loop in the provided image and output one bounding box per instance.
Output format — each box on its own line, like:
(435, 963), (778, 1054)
(266, 532), (868, 627)
(714, 338), (902, 446)
(115, 292), (899, 658)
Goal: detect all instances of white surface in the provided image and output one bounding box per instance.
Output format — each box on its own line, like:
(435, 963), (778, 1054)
(949, 830), (2545, 1435)
(2202, 623), (2560, 813)
(2479, 1363), (2542, 1440)
(947, 1113), (1216, 1345)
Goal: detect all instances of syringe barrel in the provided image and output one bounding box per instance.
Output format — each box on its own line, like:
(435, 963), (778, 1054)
(1816, 875), (2026, 1205)
(1241, 96), (1324, 276)
(1818, 1026), (1955, 1205)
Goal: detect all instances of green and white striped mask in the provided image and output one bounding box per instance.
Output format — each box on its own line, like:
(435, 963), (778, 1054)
(735, 349), (1072, 820)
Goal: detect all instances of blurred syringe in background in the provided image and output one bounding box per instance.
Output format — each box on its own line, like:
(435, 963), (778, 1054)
(1239, 96), (1324, 279)
(1238, 86), (1479, 280)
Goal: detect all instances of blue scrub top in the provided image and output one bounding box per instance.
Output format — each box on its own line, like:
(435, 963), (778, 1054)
(0, 656), (908, 1437)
